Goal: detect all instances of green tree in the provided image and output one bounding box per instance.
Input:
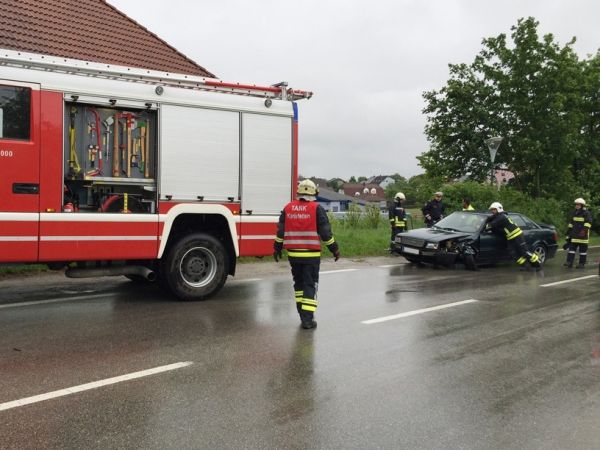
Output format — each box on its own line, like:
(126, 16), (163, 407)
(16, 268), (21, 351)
(357, 176), (367, 182)
(420, 17), (584, 198)
(348, 176), (357, 183)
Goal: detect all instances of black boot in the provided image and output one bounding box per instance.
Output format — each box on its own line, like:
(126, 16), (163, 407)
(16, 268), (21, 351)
(576, 264), (585, 269)
(301, 320), (317, 329)
(563, 262), (573, 268)
(300, 311), (317, 329)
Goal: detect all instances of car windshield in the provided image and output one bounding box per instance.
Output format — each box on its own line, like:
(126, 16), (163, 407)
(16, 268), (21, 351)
(433, 212), (489, 233)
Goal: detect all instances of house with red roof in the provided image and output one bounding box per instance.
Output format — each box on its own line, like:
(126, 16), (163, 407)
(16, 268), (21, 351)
(0, 0), (214, 77)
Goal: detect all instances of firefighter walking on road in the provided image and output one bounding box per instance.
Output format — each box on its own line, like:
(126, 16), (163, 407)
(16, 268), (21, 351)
(485, 202), (543, 271)
(388, 192), (407, 254)
(564, 198), (592, 269)
(274, 179), (340, 329)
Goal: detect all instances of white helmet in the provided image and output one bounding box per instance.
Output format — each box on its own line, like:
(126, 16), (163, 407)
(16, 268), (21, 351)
(395, 192), (406, 201)
(489, 202), (503, 213)
(297, 179), (319, 196)
(574, 198), (586, 206)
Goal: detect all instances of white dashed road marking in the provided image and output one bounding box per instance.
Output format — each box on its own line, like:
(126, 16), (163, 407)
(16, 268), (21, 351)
(321, 269), (358, 274)
(0, 293), (114, 309)
(540, 275), (598, 287)
(362, 299), (479, 324)
(0, 362), (193, 412)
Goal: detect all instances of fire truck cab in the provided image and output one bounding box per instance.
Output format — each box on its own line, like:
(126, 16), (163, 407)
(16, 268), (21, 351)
(0, 50), (311, 301)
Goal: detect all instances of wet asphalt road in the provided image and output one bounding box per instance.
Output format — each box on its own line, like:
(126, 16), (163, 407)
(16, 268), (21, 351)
(1, 250), (600, 449)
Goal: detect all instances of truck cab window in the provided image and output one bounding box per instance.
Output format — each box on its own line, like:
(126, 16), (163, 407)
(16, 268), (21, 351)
(0, 85), (31, 140)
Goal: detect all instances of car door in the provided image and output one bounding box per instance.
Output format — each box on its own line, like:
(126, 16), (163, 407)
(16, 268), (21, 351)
(510, 213), (540, 250)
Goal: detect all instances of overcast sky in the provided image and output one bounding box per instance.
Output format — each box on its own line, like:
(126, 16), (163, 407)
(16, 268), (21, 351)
(107, 0), (600, 182)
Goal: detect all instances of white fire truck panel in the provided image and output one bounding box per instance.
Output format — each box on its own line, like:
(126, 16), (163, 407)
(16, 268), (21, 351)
(160, 105), (240, 202)
(241, 113), (293, 215)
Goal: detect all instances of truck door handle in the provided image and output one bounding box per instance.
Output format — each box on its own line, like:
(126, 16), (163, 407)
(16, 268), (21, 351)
(13, 183), (40, 194)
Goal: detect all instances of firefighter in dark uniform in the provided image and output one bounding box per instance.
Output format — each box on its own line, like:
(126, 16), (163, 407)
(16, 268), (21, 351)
(564, 198), (592, 269)
(485, 202), (543, 271)
(388, 192), (407, 254)
(273, 179), (340, 329)
(422, 191), (445, 228)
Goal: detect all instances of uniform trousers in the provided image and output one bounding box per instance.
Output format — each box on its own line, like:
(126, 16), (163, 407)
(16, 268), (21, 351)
(566, 242), (588, 265)
(290, 260), (320, 322)
(508, 235), (540, 267)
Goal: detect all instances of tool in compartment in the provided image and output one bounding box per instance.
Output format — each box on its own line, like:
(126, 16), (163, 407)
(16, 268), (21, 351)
(102, 116), (113, 161)
(131, 138), (139, 168)
(118, 112), (141, 178)
(138, 122), (146, 173)
(67, 107), (81, 179)
(112, 111), (119, 177)
(85, 107), (102, 176)
(144, 120), (151, 178)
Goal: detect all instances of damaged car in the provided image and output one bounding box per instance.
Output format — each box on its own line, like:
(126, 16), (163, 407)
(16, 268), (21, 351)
(393, 211), (558, 270)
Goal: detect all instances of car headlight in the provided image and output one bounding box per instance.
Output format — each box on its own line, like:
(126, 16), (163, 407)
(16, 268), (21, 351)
(425, 243), (438, 250)
(396, 237), (402, 243)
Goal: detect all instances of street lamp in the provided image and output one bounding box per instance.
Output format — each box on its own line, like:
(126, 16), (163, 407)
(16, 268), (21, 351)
(485, 137), (503, 187)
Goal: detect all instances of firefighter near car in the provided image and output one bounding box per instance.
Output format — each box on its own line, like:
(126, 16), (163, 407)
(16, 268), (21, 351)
(273, 179), (340, 330)
(563, 198), (592, 269)
(0, 49), (313, 301)
(485, 202), (543, 272)
(388, 192), (407, 254)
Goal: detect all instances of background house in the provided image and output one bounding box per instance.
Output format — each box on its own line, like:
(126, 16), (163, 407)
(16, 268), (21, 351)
(340, 182), (387, 211)
(316, 190), (368, 213)
(0, 0), (214, 77)
(366, 175), (395, 189)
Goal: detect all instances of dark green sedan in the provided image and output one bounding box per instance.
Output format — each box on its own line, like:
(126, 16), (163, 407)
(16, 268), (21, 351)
(393, 211), (558, 270)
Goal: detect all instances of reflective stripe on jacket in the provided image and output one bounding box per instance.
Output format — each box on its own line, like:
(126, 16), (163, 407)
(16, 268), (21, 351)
(568, 208), (592, 244)
(388, 201), (406, 227)
(487, 212), (523, 240)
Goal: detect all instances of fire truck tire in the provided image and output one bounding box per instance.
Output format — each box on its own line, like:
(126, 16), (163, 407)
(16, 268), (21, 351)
(160, 233), (229, 301)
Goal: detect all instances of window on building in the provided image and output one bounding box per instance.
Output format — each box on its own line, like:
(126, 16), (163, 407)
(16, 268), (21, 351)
(333, 206), (338, 212)
(363, 188), (368, 193)
(0, 85), (31, 140)
(370, 188), (376, 194)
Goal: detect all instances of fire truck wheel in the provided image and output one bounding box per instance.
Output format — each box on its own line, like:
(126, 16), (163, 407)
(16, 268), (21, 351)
(160, 233), (229, 301)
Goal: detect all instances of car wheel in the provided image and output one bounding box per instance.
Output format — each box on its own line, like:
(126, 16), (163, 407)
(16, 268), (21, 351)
(160, 233), (229, 301)
(464, 253), (477, 271)
(532, 244), (547, 263)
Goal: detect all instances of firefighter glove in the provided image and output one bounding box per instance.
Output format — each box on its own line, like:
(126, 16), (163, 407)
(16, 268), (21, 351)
(273, 250), (282, 263)
(333, 250), (340, 262)
(562, 242), (569, 251)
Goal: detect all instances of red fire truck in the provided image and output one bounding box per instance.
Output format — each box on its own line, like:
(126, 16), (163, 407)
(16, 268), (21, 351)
(0, 50), (312, 300)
